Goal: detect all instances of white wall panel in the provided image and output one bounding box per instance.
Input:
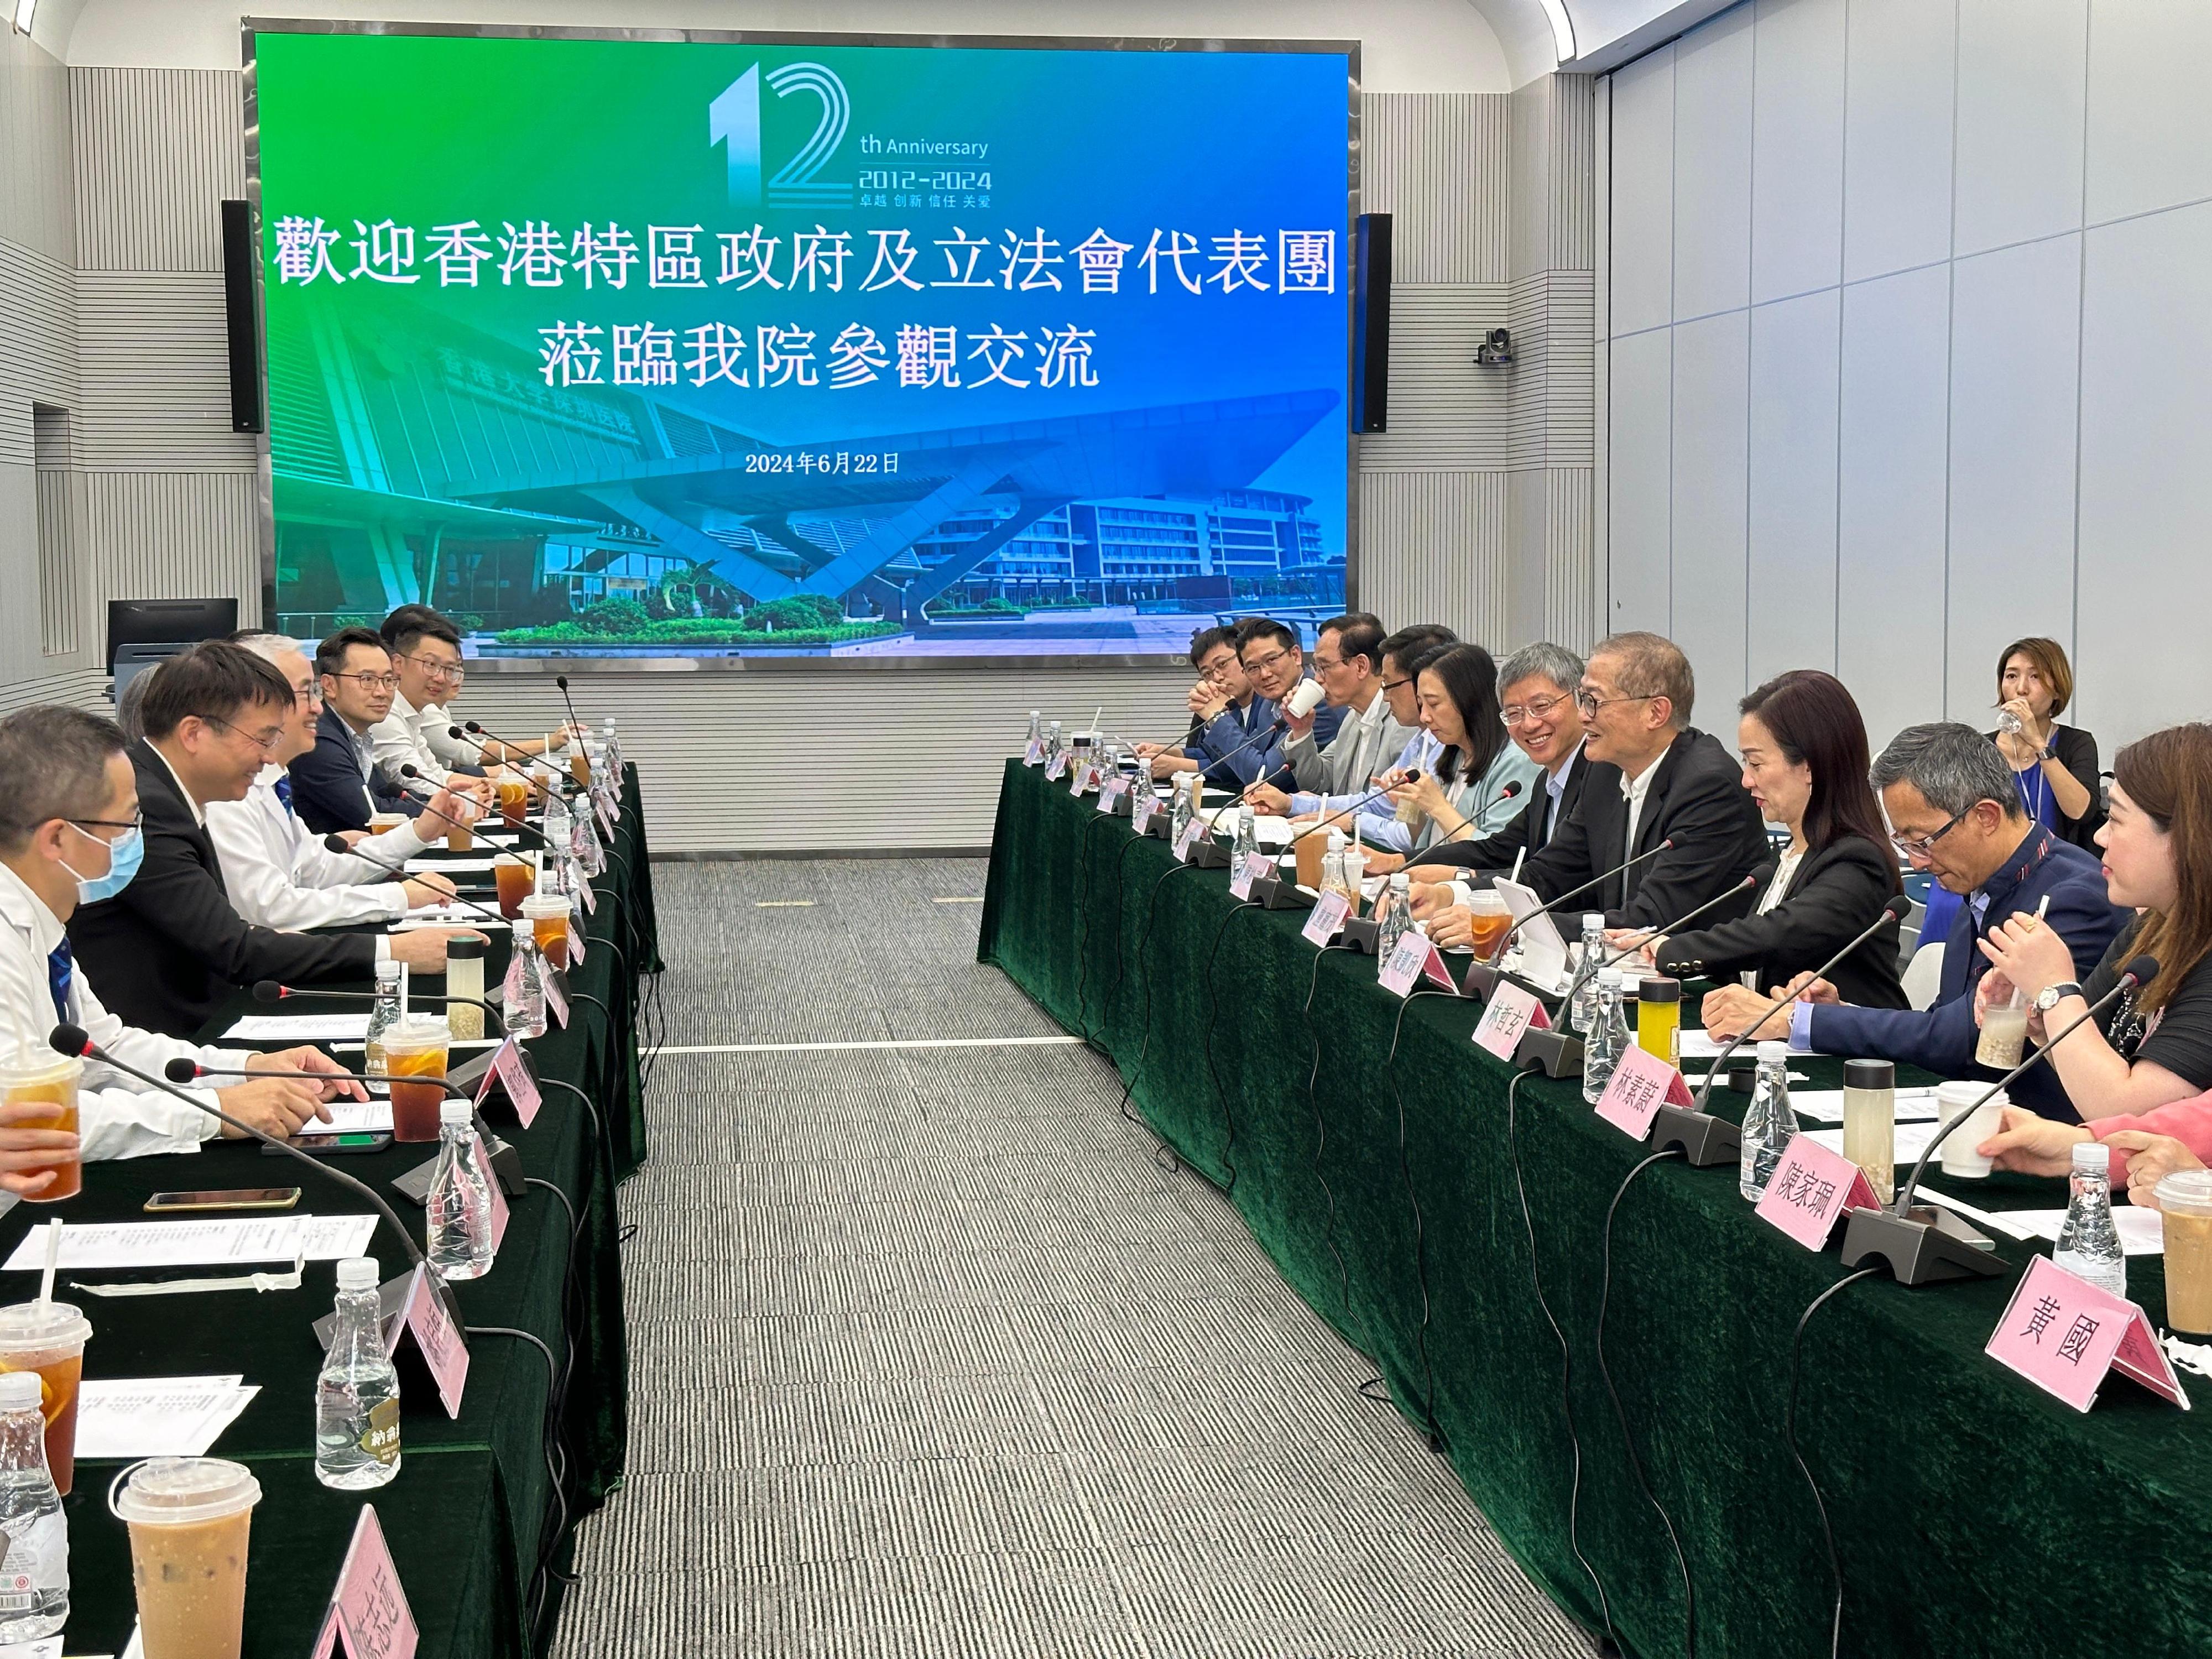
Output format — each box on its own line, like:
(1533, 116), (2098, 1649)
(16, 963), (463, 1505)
(2083, 0), (2212, 226)
(0, 30), (76, 267)
(1668, 310), (1749, 723)
(1952, 0), (2087, 258)
(1359, 284), (1514, 471)
(2075, 200), (2212, 750)
(1945, 234), (2081, 720)
(1745, 287), (1839, 687)
(1841, 0), (1958, 283)
(1608, 43), (1675, 338)
(1749, 0), (1845, 304)
(1605, 326), (1672, 633)
(1670, 6), (1754, 321)
(1835, 264), (1950, 748)
(1366, 93), (1511, 283)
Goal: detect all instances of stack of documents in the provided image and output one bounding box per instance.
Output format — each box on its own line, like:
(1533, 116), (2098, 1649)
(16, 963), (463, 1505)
(75, 1375), (261, 1459)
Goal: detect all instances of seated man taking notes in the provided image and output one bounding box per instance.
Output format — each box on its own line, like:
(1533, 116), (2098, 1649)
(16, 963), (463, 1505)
(0, 706), (366, 1194)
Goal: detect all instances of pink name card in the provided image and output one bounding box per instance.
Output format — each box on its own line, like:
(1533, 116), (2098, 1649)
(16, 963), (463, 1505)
(1301, 889), (1351, 945)
(310, 1505), (419, 1659)
(399, 1264), (469, 1419)
(1473, 982), (1548, 1061)
(1023, 739), (1044, 766)
(1229, 852), (1261, 900)
(1593, 1043), (1693, 1139)
(1069, 762), (1093, 796)
(1044, 750), (1068, 780)
(567, 916), (587, 966)
(1130, 791), (1157, 835)
(1986, 1254), (2191, 1413)
(545, 969), (569, 1029)
(577, 877), (597, 915)
(1096, 775), (1127, 813)
(493, 1038), (541, 1126)
(1751, 1134), (1880, 1249)
(1379, 931), (1458, 998)
(1172, 817), (1205, 863)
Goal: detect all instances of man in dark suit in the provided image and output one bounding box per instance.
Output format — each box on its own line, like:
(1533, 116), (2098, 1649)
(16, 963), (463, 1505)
(1406, 640), (1589, 883)
(1420, 632), (1769, 945)
(67, 641), (480, 1037)
(290, 628), (420, 835)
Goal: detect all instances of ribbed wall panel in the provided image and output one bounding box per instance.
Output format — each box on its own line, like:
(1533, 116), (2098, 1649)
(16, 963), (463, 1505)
(0, 31), (75, 268)
(1506, 270), (1597, 470)
(1547, 75), (1598, 274)
(0, 666), (111, 717)
(71, 68), (243, 273)
(1364, 93), (1510, 283)
(75, 270), (258, 471)
(1543, 467), (1597, 648)
(82, 472), (260, 622)
(1355, 471), (1511, 648)
(1358, 284), (1512, 471)
(0, 240), (78, 467)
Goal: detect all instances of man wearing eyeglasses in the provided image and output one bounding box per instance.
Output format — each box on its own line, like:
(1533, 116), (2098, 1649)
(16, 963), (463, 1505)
(1242, 613), (1407, 809)
(1704, 721), (2124, 1119)
(66, 641), (485, 1037)
(291, 628), (418, 835)
(371, 608), (497, 801)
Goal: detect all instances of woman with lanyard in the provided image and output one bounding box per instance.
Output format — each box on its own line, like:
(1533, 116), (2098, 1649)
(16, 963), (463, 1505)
(1384, 643), (1539, 858)
(1640, 670), (1910, 1023)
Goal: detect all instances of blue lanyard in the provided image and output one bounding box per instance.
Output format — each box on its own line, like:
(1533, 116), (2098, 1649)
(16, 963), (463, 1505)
(2016, 763), (2047, 824)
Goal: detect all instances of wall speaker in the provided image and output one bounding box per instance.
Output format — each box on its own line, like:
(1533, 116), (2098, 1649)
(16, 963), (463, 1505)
(1352, 212), (1392, 433)
(220, 199), (264, 434)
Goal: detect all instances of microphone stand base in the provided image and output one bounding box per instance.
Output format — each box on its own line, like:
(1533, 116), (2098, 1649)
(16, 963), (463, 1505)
(1512, 1027), (1583, 1078)
(1339, 916), (1380, 956)
(1840, 1203), (2007, 1285)
(1186, 838), (1231, 869)
(1249, 871), (1313, 911)
(1649, 1105), (1741, 1167)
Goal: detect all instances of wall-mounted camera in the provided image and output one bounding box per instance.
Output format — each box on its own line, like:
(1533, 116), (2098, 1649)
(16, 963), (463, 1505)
(1473, 327), (1514, 368)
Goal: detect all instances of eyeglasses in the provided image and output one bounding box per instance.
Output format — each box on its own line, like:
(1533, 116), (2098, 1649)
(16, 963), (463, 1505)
(204, 716), (286, 754)
(404, 655), (466, 682)
(293, 683), (324, 706)
(67, 811), (142, 834)
(1242, 648), (1295, 676)
(1311, 654), (1347, 674)
(1890, 807), (1970, 859)
(329, 671), (401, 692)
(1575, 690), (1656, 718)
(1500, 693), (1572, 729)
(1380, 676), (1413, 693)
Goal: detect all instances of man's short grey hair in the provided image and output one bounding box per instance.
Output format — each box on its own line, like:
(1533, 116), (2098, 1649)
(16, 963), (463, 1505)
(230, 632), (304, 665)
(1496, 642), (1585, 699)
(0, 705), (128, 852)
(1869, 722), (2026, 819)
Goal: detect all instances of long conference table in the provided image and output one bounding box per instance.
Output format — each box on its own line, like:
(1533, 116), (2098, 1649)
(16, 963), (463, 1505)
(980, 757), (2212, 1659)
(2, 766), (660, 1659)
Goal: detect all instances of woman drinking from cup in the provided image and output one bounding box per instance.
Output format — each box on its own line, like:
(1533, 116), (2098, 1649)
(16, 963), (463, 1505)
(1975, 722), (2212, 1123)
(1990, 636), (2103, 851)
(1665, 671), (1910, 1039)
(1384, 644), (1538, 861)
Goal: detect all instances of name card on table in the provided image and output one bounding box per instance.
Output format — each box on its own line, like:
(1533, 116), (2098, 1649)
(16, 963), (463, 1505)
(1473, 981), (1548, 1061)
(1379, 931), (1457, 998)
(545, 968), (570, 1029)
(1096, 774), (1127, 813)
(594, 792), (617, 838)
(1130, 790), (1158, 836)
(1044, 750), (1068, 781)
(1751, 1134), (1880, 1249)
(310, 1505), (419, 1659)
(1593, 1043), (1694, 1139)
(1228, 852), (1260, 900)
(492, 1037), (542, 1125)
(1301, 889), (1351, 945)
(1023, 738), (1044, 766)
(577, 877), (597, 915)
(1986, 1254), (2191, 1412)
(1069, 762), (1094, 796)
(397, 1264), (469, 1418)
(1172, 817), (1205, 863)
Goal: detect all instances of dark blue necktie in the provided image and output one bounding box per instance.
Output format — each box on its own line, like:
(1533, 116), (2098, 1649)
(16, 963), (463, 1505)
(46, 938), (71, 1024)
(274, 775), (295, 815)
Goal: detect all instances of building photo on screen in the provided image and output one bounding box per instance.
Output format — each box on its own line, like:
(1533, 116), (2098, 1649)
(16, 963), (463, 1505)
(251, 28), (1354, 659)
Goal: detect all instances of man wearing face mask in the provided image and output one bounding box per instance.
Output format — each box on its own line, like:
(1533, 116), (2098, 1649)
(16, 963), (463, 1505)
(0, 705), (366, 1193)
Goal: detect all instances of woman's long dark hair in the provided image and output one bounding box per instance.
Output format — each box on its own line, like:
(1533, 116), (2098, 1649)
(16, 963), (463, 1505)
(1739, 670), (1898, 892)
(2112, 724), (2212, 1013)
(1421, 644), (1507, 787)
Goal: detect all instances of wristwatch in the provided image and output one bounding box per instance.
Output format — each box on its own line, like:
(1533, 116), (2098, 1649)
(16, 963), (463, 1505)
(2033, 981), (2084, 1014)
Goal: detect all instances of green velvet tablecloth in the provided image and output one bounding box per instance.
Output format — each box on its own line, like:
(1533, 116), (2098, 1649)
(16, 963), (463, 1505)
(980, 758), (2212, 1659)
(7, 766), (658, 1658)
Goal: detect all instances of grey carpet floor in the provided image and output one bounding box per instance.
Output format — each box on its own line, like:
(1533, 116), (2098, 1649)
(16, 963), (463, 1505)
(554, 858), (1600, 1658)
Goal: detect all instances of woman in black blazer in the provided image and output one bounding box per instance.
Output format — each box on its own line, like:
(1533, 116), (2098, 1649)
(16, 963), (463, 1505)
(1989, 635), (2104, 852)
(1644, 670), (1910, 1027)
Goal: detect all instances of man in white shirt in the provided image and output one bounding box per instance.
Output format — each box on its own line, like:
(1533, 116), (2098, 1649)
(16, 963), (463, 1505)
(0, 705), (367, 1197)
(210, 635), (472, 933)
(372, 609), (494, 800)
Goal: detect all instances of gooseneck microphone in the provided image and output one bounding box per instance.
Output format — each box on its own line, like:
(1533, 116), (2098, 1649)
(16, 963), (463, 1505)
(254, 978), (506, 1035)
(321, 833), (508, 928)
(1483, 838), (1678, 966)
(1191, 715), (1289, 793)
(398, 768), (556, 851)
(1688, 891), (1914, 1109)
(554, 673), (586, 743)
(1592, 868), (1771, 980)
(48, 1024), (460, 1324)
(165, 1055), (472, 1102)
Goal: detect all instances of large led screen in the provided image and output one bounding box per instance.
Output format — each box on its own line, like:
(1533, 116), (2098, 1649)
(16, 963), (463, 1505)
(251, 27), (1355, 658)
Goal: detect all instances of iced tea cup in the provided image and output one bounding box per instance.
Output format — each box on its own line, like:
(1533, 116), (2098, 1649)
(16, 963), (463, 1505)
(523, 894), (571, 972)
(1466, 891), (1512, 961)
(494, 854), (533, 919)
(367, 811), (405, 835)
(2158, 1170), (2212, 1335)
(497, 775), (529, 828)
(1294, 831), (1326, 890)
(568, 748), (590, 788)
(381, 1017), (452, 1144)
(444, 797), (477, 853)
(0, 1300), (90, 1496)
(0, 1052), (81, 1202)
(112, 1456), (262, 1659)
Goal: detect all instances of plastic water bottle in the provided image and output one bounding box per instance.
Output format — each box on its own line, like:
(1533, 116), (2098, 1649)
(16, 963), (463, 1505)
(1580, 968), (1629, 1104)
(570, 791), (604, 877)
(1232, 804), (1259, 885)
(2053, 1141), (2128, 1298)
(600, 719), (622, 775)
(363, 959), (404, 1077)
(1739, 1040), (1800, 1201)
(1026, 711), (1041, 752)
(504, 919), (549, 1039)
(1374, 874), (1413, 962)
(314, 1255), (401, 1490)
(1045, 720), (1063, 764)
(1566, 913), (1608, 1034)
(1169, 771), (1195, 848)
(0, 1371), (65, 1639)
(541, 792), (574, 881)
(426, 1102), (495, 1282)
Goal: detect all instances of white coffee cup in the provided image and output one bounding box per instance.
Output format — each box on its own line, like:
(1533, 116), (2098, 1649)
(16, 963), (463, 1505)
(1936, 1080), (2008, 1178)
(1286, 678), (1327, 719)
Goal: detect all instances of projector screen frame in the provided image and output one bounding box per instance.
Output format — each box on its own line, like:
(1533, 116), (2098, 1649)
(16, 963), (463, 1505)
(241, 18), (1361, 673)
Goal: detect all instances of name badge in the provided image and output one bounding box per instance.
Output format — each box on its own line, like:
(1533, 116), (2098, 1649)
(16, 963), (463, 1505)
(1986, 1254), (2190, 1412)
(1473, 982), (1548, 1061)
(1593, 1043), (1694, 1139)
(310, 1505), (419, 1659)
(1751, 1134), (1880, 1248)
(1379, 931), (1457, 998)
(1301, 889), (1350, 945)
